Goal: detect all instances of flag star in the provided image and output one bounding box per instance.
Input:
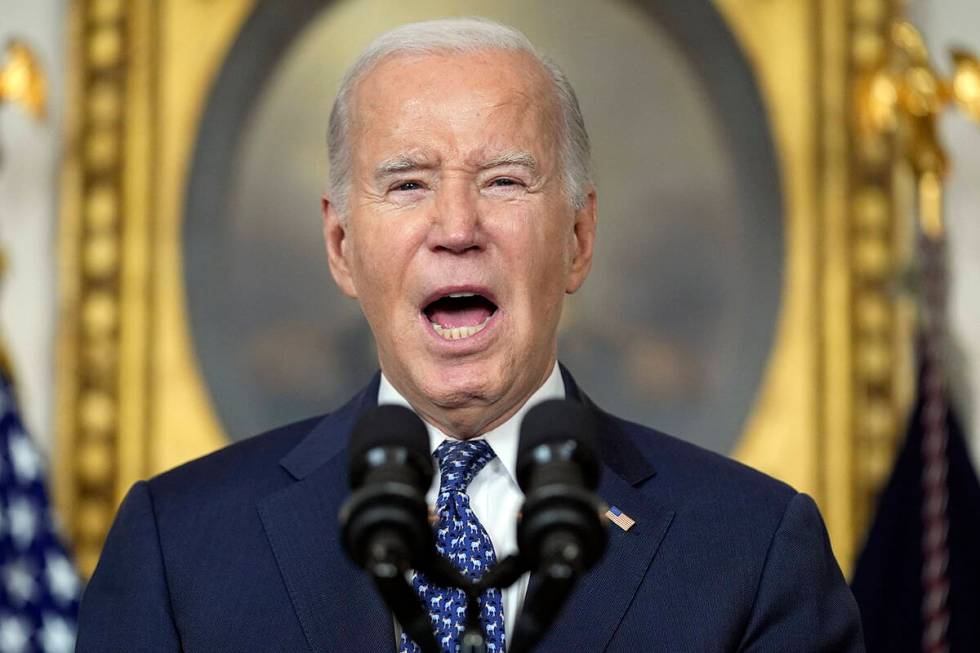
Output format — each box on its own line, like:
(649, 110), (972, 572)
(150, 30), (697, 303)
(8, 432), (40, 483)
(38, 614), (75, 653)
(0, 615), (29, 653)
(2, 561), (36, 606)
(44, 554), (79, 604)
(8, 498), (38, 550)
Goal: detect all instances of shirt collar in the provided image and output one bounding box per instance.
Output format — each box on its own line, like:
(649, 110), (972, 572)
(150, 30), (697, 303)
(377, 362), (566, 484)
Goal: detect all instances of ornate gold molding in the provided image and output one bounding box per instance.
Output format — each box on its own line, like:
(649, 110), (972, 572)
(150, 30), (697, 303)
(849, 6), (980, 547)
(57, 0), (133, 576)
(846, 0), (916, 552)
(58, 0), (251, 577)
(714, 0), (919, 571)
(57, 0), (169, 576)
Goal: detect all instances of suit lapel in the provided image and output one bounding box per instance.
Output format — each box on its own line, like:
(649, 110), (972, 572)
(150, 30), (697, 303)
(258, 377), (396, 653)
(531, 369), (676, 651)
(531, 462), (675, 651)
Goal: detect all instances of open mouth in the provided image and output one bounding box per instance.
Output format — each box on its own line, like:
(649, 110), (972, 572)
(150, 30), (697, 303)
(422, 292), (499, 341)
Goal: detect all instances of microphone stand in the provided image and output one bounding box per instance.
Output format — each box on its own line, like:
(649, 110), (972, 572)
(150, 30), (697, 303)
(356, 520), (482, 653)
(459, 590), (488, 653)
(420, 494), (606, 653)
(381, 542), (588, 653)
(507, 560), (576, 653)
(477, 549), (580, 653)
(383, 553), (527, 653)
(364, 530), (441, 653)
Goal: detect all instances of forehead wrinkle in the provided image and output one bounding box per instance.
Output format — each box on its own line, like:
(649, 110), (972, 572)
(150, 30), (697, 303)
(481, 89), (561, 162)
(354, 52), (563, 182)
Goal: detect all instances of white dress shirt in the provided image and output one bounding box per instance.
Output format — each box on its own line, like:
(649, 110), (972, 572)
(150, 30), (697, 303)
(378, 362), (566, 644)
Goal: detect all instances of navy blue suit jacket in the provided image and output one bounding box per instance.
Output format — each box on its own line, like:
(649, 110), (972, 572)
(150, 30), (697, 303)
(77, 371), (864, 651)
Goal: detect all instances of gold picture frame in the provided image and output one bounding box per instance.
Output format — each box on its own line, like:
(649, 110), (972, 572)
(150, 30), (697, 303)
(57, 0), (913, 577)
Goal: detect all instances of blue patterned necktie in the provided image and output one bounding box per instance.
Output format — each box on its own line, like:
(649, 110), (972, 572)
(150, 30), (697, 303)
(399, 439), (506, 653)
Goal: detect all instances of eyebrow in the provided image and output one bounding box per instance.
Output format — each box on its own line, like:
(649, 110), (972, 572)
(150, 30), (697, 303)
(373, 155), (435, 181)
(478, 151), (538, 173)
(373, 151), (540, 182)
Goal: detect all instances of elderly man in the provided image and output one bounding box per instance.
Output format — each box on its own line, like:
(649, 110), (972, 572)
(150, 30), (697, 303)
(77, 18), (864, 652)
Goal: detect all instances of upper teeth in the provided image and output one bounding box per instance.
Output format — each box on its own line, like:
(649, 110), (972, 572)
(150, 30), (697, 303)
(447, 292), (477, 298)
(431, 314), (493, 341)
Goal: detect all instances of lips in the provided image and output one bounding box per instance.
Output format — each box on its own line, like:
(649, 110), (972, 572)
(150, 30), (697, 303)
(422, 288), (499, 341)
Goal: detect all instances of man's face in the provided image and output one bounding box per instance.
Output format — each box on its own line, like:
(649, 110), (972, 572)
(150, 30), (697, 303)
(323, 49), (596, 437)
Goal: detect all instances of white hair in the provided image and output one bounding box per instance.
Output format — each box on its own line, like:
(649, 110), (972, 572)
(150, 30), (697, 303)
(326, 17), (593, 219)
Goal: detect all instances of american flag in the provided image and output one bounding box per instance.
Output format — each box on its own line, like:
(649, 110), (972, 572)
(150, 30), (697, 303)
(605, 505), (636, 532)
(0, 371), (79, 653)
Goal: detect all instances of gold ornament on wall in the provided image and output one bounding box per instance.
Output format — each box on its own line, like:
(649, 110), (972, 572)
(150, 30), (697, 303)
(0, 38), (47, 380)
(0, 41), (47, 121)
(858, 21), (980, 237)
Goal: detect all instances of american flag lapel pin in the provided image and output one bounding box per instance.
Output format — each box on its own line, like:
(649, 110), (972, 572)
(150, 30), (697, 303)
(605, 505), (636, 532)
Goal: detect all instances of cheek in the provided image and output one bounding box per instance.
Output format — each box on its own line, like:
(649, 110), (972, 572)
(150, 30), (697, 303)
(509, 235), (571, 318)
(350, 219), (395, 270)
(348, 220), (424, 312)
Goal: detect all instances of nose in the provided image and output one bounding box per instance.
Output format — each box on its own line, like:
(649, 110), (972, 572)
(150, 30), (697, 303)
(426, 178), (485, 254)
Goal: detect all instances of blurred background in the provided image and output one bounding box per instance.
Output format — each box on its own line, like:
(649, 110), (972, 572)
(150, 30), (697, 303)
(1, 0), (979, 650)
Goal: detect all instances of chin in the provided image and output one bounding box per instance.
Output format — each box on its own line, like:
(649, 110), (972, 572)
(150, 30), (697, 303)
(421, 364), (500, 408)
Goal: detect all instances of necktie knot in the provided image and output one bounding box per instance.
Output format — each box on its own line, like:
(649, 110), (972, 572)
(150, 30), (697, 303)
(434, 439), (495, 494)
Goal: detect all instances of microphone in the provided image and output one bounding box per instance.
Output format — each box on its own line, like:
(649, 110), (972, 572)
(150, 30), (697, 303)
(341, 404), (434, 573)
(510, 399), (608, 653)
(515, 399), (607, 574)
(340, 404), (441, 653)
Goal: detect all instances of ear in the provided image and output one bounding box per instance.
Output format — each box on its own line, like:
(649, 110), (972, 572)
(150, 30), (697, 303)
(565, 189), (597, 294)
(322, 195), (359, 299)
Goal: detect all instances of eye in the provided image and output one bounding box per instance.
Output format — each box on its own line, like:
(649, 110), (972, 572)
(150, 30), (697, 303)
(392, 180), (424, 192)
(488, 177), (522, 188)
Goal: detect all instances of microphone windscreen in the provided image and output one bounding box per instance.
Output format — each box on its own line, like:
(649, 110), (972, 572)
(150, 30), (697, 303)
(517, 399), (600, 490)
(348, 404), (431, 487)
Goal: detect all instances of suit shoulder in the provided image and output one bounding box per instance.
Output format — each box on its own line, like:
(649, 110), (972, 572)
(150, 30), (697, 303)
(145, 414), (326, 507)
(606, 413), (797, 512)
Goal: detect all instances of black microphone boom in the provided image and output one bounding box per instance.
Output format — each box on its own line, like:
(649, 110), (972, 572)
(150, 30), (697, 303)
(510, 399), (609, 653)
(515, 398), (606, 573)
(339, 404), (440, 653)
(340, 400), (608, 653)
(341, 404), (434, 572)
